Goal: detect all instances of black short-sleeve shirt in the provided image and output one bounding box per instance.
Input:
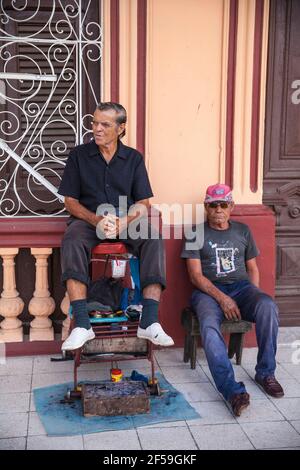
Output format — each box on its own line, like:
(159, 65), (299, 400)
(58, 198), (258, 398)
(58, 140), (153, 213)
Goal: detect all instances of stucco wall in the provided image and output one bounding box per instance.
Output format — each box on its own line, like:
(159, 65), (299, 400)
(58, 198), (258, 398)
(143, 0), (269, 213)
(146, 0), (227, 209)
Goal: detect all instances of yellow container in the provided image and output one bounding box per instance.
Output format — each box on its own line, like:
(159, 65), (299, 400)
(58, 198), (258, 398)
(111, 368), (123, 382)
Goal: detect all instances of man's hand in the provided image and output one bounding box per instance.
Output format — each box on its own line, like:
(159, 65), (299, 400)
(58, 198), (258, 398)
(115, 216), (128, 237)
(96, 214), (119, 238)
(102, 215), (129, 239)
(186, 259), (241, 321)
(219, 295), (241, 321)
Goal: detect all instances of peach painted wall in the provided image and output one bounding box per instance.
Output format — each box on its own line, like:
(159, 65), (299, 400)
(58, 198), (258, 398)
(144, 0), (270, 212)
(146, 0), (227, 210)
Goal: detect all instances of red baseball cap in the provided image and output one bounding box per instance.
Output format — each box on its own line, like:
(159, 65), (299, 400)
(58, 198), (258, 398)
(204, 183), (233, 203)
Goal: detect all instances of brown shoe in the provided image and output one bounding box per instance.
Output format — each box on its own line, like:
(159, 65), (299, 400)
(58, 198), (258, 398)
(230, 392), (250, 417)
(255, 375), (284, 398)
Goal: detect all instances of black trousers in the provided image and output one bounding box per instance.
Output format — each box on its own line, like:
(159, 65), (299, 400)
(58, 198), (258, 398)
(60, 218), (166, 291)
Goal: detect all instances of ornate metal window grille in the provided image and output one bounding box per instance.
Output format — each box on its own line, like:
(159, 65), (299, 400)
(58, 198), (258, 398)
(0, 0), (102, 217)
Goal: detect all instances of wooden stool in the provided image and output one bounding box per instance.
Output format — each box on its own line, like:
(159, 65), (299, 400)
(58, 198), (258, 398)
(181, 307), (252, 369)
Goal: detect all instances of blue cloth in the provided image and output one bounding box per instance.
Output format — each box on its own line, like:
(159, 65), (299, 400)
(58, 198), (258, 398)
(130, 370), (148, 384)
(120, 258), (142, 310)
(33, 372), (200, 436)
(191, 280), (279, 401)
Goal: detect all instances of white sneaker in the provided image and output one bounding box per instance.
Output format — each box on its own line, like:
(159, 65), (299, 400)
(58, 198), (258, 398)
(61, 327), (95, 351)
(137, 322), (174, 347)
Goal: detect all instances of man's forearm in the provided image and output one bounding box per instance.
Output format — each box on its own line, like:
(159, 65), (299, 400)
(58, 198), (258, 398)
(126, 201), (149, 225)
(65, 199), (100, 227)
(190, 272), (226, 304)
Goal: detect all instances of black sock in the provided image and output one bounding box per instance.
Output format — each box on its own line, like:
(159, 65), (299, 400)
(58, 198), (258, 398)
(71, 299), (91, 330)
(140, 299), (159, 329)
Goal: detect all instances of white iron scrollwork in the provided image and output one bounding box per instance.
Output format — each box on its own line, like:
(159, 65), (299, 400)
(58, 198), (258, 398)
(0, 0), (102, 217)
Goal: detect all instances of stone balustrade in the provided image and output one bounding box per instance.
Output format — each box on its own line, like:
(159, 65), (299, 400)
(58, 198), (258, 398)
(0, 247), (68, 343)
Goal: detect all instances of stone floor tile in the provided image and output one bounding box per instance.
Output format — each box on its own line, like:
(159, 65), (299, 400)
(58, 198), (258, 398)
(154, 348), (187, 367)
(0, 437), (26, 450)
(235, 399), (285, 423)
(238, 348), (258, 364)
(159, 365), (209, 384)
(281, 364), (300, 381)
(198, 373), (269, 401)
(277, 327), (300, 345)
(83, 430), (140, 450)
(27, 435), (84, 450)
(290, 420), (300, 434)
(0, 375), (32, 394)
(0, 356), (33, 376)
(270, 398), (300, 420)
(77, 369), (111, 382)
(28, 412), (47, 436)
(231, 364), (253, 380)
(31, 372), (73, 389)
(0, 412), (28, 438)
(137, 426), (197, 450)
(194, 349), (209, 366)
(190, 423), (253, 450)
(186, 401), (236, 426)
(114, 359), (156, 370)
(138, 421), (187, 429)
(0, 392), (30, 413)
(243, 364), (294, 381)
(174, 382), (222, 402)
(276, 346), (297, 364)
(201, 364), (251, 384)
(33, 355), (74, 374)
(241, 421), (300, 449)
(239, 378), (270, 399)
(30, 393), (36, 412)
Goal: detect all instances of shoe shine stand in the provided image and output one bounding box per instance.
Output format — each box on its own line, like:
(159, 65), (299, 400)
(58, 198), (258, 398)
(54, 243), (161, 415)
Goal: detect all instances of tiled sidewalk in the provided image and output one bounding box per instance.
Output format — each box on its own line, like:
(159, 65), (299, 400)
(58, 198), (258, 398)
(1, 331), (300, 450)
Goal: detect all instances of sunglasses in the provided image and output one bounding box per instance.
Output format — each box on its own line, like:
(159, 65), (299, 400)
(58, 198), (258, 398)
(208, 202), (230, 209)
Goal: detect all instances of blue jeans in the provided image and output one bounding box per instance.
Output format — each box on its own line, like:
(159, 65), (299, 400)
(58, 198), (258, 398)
(191, 280), (279, 401)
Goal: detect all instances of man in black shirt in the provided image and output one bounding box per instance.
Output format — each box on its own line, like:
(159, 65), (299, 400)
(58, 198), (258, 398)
(181, 184), (284, 417)
(59, 102), (174, 350)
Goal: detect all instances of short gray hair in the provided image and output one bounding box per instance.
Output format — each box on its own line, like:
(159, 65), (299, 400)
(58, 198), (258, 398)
(96, 102), (127, 138)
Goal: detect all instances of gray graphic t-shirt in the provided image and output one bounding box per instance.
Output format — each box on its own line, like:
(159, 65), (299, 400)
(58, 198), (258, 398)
(181, 221), (259, 284)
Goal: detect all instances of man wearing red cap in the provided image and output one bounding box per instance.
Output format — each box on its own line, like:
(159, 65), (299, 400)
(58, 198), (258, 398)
(181, 183), (284, 417)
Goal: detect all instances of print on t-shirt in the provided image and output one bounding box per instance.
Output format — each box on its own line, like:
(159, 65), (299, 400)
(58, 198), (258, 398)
(216, 247), (236, 276)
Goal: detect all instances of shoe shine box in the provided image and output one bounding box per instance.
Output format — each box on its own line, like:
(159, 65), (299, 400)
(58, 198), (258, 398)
(82, 380), (150, 417)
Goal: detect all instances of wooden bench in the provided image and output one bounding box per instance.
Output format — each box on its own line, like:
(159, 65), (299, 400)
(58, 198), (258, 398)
(181, 307), (252, 369)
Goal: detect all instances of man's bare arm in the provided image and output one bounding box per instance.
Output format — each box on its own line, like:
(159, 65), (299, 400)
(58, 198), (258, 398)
(106, 199), (150, 238)
(64, 197), (103, 227)
(127, 199), (150, 223)
(186, 258), (241, 320)
(246, 257), (260, 287)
